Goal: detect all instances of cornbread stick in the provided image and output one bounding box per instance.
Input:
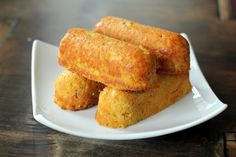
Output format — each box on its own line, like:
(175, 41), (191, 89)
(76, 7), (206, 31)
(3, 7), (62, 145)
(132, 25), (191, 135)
(96, 74), (192, 128)
(58, 28), (158, 91)
(94, 16), (190, 74)
(54, 70), (104, 111)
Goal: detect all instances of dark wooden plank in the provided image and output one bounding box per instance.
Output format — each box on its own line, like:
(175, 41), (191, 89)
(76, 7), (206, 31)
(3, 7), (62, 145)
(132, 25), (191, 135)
(225, 128), (236, 157)
(230, 0), (236, 18)
(0, 17), (18, 47)
(0, 124), (221, 157)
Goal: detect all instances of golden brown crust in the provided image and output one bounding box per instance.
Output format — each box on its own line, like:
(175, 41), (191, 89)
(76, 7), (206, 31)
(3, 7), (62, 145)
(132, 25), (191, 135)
(54, 71), (104, 111)
(93, 16), (190, 74)
(96, 74), (192, 128)
(58, 28), (159, 91)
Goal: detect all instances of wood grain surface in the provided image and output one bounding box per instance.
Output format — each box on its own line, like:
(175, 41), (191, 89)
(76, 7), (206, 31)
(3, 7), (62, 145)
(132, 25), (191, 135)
(0, 0), (235, 157)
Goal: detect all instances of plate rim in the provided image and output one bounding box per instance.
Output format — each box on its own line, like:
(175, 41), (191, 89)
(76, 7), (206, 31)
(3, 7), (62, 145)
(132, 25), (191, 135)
(31, 34), (227, 140)
(33, 103), (226, 140)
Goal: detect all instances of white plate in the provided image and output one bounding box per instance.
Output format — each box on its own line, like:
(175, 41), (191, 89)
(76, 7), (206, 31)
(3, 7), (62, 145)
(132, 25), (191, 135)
(31, 34), (227, 140)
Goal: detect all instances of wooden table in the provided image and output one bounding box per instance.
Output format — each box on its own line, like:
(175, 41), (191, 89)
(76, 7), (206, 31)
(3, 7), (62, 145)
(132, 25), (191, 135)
(0, 0), (235, 156)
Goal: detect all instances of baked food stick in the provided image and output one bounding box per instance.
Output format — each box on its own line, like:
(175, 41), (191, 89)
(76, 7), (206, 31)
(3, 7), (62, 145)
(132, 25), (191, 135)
(54, 70), (104, 111)
(96, 74), (192, 128)
(94, 16), (190, 74)
(58, 28), (158, 91)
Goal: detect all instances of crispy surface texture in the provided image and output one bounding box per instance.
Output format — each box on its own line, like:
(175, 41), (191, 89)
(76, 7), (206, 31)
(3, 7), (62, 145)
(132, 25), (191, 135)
(54, 71), (104, 111)
(58, 28), (158, 91)
(94, 16), (190, 74)
(96, 74), (192, 128)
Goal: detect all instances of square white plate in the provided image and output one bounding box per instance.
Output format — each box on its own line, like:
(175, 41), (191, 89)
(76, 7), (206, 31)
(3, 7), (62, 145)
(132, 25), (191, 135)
(31, 34), (227, 140)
